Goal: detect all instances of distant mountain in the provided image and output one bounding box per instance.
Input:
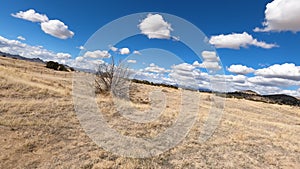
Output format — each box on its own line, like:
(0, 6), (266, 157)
(0, 51), (45, 64)
(217, 90), (300, 107)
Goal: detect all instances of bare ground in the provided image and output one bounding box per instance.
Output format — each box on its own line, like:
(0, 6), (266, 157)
(0, 56), (300, 168)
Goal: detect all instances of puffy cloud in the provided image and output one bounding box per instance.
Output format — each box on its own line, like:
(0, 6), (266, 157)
(209, 32), (278, 49)
(119, 47), (130, 55)
(229, 75), (248, 84)
(254, 0), (300, 32)
(172, 63), (194, 72)
(206, 74), (247, 92)
(75, 56), (84, 62)
(77, 46), (85, 50)
(144, 63), (170, 74)
(192, 61), (201, 67)
(280, 89), (300, 97)
(83, 50), (111, 58)
(138, 14), (173, 39)
(91, 59), (105, 65)
(193, 51), (221, 70)
(0, 35), (71, 63)
(207, 74), (299, 96)
(219, 64), (300, 96)
(12, 9), (74, 39)
(11, 9), (49, 22)
(227, 64), (255, 75)
(127, 60), (136, 63)
(249, 85), (283, 96)
(248, 76), (300, 87)
(255, 63), (300, 81)
(17, 36), (26, 41)
(56, 53), (71, 59)
(109, 46), (118, 52)
(41, 20), (74, 39)
(194, 61), (221, 70)
(201, 51), (220, 62)
(169, 63), (200, 88)
(133, 50), (141, 55)
(136, 62), (300, 97)
(71, 57), (104, 70)
(136, 63), (200, 88)
(210, 74), (247, 84)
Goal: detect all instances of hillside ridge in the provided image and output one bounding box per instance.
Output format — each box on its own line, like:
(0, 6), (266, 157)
(218, 91), (300, 107)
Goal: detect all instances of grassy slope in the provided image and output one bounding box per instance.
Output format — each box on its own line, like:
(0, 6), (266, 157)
(0, 56), (300, 168)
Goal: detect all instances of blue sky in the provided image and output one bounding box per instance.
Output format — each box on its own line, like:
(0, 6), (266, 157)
(1, 0), (300, 96)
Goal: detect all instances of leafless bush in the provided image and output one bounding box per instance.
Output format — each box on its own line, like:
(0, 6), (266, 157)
(95, 56), (131, 96)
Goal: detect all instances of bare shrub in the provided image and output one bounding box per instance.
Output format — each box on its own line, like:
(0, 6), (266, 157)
(95, 56), (131, 96)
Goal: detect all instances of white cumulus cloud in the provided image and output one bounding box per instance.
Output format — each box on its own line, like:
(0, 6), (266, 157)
(227, 64), (255, 75)
(194, 61), (221, 70)
(169, 63), (201, 89)
(172, 63), (195, 72)
(11, 9), (49, 22)
(75, 56), (84, 62)
(41, 20), (74, 39)
(193, 51), (221, 70)
(254, 0), (300, 32)
(77, 46), (85, 50)
(201, 51), (220, 62)
(248, 76), (300, 87)
(138, 13), (173, 39)
(83, 50), (111, 58)
(56, 52), (71, 59)
(71, 57), (104, 70)
(12, 9), (74, 39)
(255, 63), (300, 81)
(144, 63), (170, 74)
(209, 32), (278, 49)
(109, 46), (118, 52)
(0, 35), (71, 62)
(119, 47), (130, 55)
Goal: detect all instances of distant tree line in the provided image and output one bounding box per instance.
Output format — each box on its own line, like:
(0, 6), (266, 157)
(131, 79), (178, 89)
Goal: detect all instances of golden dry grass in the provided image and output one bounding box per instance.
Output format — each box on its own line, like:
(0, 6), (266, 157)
(0, 56), (300, 168)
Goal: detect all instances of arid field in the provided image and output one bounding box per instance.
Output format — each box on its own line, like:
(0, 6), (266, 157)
(1, 56), (300, 168)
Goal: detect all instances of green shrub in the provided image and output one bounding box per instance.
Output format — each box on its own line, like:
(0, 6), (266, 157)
(46, 61), (59, 70)
(46, 61), (68, 72)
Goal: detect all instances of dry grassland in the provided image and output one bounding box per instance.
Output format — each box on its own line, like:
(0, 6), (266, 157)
(0, 56), (299, 168)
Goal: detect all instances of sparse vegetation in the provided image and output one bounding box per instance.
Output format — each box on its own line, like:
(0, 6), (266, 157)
(0, 56), (300, 168)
